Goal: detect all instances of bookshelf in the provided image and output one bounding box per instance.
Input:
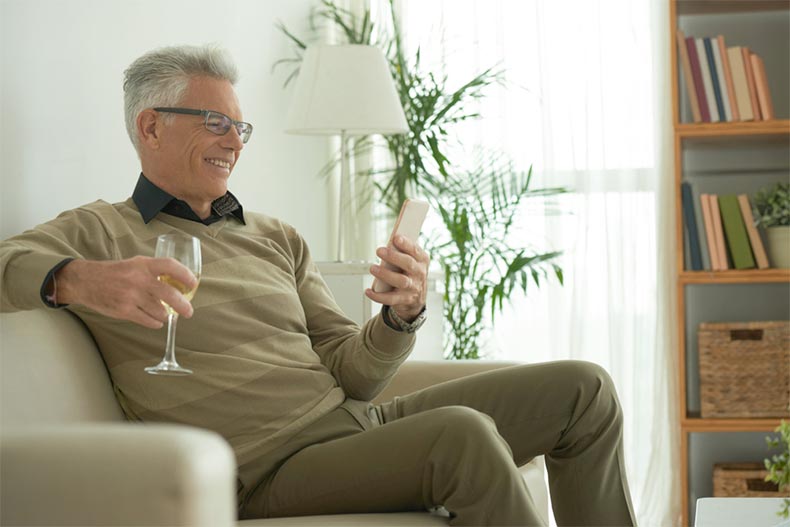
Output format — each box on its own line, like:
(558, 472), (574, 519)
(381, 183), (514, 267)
(670, 0), (790, 524)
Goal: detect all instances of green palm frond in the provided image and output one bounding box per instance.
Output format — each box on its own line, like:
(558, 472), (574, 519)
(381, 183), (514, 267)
(275, 0), (569, 359)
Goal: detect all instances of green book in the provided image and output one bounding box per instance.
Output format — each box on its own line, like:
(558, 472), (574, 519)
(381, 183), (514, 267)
(718, 194), (756, 269)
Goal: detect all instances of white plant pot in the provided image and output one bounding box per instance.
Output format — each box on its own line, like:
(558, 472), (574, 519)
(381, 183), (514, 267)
(766, 226), (790, 269)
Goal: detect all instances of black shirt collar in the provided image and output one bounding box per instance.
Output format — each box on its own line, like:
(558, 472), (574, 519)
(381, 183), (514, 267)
(132, 173), (245, 225)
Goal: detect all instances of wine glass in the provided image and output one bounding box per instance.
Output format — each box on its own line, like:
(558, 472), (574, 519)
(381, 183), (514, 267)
(145, 233), (201, 376)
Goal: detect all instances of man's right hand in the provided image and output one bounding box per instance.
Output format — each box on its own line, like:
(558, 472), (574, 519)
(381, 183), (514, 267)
(55, 257), (198, 329)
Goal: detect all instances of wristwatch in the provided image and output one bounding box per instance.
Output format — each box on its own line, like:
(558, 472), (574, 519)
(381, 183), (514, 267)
(383, 305), (427, 334)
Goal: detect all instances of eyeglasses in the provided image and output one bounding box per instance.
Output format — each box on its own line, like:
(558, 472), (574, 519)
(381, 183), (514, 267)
(154, 107), (253, 144)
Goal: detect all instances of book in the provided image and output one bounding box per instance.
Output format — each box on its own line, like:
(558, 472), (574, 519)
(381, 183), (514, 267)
(704, 38), (727, 121)
(727, 47), (754, 121)
(691, 185), (711, 270)
(737, 194), (770, 269)
(682, 183), (703, 270)
(696, 38), (720, 122)
(742, 46), (762, 120)
(718, 194), (756, 269)
(750, 53), (775, 121)
(709, 195), (729, 270)
(687, 37), (711, 122)
(677, 30), (702, 123)
(701, 194), (722, 270)
(716, 36), (739, 121)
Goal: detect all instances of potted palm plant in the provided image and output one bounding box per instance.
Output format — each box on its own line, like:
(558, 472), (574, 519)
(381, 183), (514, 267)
(276, 0), (565, 359)
(753, 182), (790, 269)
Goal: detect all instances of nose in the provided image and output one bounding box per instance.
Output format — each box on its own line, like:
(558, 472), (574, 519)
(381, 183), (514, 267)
(222, 125), (245, 151)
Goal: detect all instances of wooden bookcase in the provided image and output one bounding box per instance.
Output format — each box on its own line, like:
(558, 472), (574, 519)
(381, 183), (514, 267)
(670, 0), (790, 524)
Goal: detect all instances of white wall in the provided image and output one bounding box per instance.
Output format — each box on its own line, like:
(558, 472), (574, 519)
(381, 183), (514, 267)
(0, 0), (335, 260)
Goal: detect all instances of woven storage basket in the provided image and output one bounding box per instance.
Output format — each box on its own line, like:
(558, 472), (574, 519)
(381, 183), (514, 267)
(713, 463), (790, 497)
(698, 321), (790, 418)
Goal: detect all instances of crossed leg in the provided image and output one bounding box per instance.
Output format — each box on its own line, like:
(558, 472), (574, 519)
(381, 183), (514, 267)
(249, 360), (636, 526)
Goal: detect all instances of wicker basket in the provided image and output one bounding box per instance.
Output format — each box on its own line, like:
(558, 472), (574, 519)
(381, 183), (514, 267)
(713, 463), (790, 497)
(698, 321), (790, 418)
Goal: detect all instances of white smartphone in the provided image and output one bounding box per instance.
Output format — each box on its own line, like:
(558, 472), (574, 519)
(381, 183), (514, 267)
(372, 198), (430, 294)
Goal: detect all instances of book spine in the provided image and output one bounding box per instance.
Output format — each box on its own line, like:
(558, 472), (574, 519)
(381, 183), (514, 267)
(742, 46), (762, 120)
(750, 53), (775, 121)
(696, 38), (720, 122)
(677, 30), (702, 123)
(718, 194), (756, 270)
(727, 46), (754, 121)
(716, 35), (738, 121)
(737, 194), (770, 269)
(692, 185), (711, 270)
(709, 195), (729, 269)
(687, 37), (711, 122)
(701, 194), (721, 270)
(704, 38), (727, 122)
(681, 183), (703, 270)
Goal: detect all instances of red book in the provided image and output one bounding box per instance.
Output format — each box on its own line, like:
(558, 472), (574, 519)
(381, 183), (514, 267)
(686, 36), (711, 122)
(678, 30), (702, 123)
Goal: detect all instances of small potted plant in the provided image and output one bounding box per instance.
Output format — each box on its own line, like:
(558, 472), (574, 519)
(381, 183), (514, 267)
(765, 420), (790, 519)
(753, 182), (790, 269)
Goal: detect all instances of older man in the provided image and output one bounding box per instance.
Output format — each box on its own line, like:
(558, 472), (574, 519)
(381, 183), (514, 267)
(0, 45), (635, 526)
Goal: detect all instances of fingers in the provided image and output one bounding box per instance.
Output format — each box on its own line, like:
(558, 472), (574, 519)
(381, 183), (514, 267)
(149, 258), (199, 292)
(367, 236), (429, 317)
(152, 279), (194, 318)
(391, 235), (430, 264)
(129, 305), (166, 330)
(68, 257), (198, 328)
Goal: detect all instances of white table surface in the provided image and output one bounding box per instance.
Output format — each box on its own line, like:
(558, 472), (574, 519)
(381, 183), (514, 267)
(695, 498), (790, 527)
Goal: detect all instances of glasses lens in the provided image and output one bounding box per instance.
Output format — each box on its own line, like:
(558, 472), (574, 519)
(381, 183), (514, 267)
(205, 112), (231, 136)
(236, 123), (252, 144)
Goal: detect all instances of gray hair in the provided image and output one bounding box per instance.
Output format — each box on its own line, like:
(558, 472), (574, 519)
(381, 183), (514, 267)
(123, 45), (239, 153)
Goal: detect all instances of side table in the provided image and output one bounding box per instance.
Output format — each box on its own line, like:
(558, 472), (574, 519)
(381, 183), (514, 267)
(695, 498), (790, 527)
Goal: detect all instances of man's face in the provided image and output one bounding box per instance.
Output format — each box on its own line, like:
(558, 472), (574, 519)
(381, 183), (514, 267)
(155, 76), (245, 205)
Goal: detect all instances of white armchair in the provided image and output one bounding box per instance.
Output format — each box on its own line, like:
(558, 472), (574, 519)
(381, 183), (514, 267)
(0, 309), (548, 526)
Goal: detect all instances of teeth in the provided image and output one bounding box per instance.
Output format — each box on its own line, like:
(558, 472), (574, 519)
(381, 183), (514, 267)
(206, 158), (231, 169)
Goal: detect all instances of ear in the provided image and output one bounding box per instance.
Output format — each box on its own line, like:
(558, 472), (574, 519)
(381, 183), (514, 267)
(137, 109), (161, 150)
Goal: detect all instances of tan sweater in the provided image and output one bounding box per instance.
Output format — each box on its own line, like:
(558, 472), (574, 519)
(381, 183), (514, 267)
(0, 199), (415, 465)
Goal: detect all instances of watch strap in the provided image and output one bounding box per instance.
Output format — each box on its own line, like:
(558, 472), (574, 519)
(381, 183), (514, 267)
(383, 305), (427, 334)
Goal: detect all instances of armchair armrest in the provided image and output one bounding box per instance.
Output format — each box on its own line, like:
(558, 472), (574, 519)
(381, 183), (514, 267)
(372, 360), (520, 403)
(1, 423), (236, 527)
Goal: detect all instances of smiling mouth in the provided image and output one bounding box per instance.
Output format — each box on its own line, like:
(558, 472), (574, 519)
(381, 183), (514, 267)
(205, 158), (231, 170)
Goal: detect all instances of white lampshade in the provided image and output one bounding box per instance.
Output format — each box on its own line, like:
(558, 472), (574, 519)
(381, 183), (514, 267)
(285, 45), (408, 136)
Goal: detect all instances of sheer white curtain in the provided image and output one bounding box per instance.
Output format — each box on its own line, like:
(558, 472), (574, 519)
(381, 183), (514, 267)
(390, 0), (680, 524)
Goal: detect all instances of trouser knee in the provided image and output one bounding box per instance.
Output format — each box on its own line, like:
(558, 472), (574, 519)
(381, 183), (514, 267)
(565, 360), (623, 429)
(428, 405), (517, 468)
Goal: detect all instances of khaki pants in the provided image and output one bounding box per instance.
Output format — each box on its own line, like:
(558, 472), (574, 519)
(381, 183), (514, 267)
(238, 361), (636, 526)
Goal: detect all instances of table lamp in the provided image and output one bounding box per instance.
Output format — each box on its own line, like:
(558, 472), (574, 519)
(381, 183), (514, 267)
(285, 44), (408, 262)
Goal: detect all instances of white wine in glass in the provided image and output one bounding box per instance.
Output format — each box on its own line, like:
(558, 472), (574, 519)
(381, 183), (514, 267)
(145, 233), (201, 376)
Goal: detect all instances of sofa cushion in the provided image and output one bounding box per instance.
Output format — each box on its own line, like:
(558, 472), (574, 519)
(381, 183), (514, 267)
(1, 309), (124, 426)
(239, 511), (449, 526)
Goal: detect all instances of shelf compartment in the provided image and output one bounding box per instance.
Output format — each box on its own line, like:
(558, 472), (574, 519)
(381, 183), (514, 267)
(680, 269), (790, 284)
(682, 417), (785, 432)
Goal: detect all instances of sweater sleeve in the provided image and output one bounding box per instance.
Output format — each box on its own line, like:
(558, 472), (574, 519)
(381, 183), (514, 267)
(0, 205), (116, 312)
(289, 229), (415, 401)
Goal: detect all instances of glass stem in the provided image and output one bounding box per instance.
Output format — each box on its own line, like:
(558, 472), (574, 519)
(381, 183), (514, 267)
(164, 312), (179, 364)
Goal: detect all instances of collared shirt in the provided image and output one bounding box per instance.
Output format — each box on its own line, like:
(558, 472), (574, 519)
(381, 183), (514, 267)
(42, 173), (245, 307)
(132, 173), (245, 225)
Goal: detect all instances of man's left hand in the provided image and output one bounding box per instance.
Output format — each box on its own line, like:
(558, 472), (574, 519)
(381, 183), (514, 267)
(365, 235), (429, 322)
